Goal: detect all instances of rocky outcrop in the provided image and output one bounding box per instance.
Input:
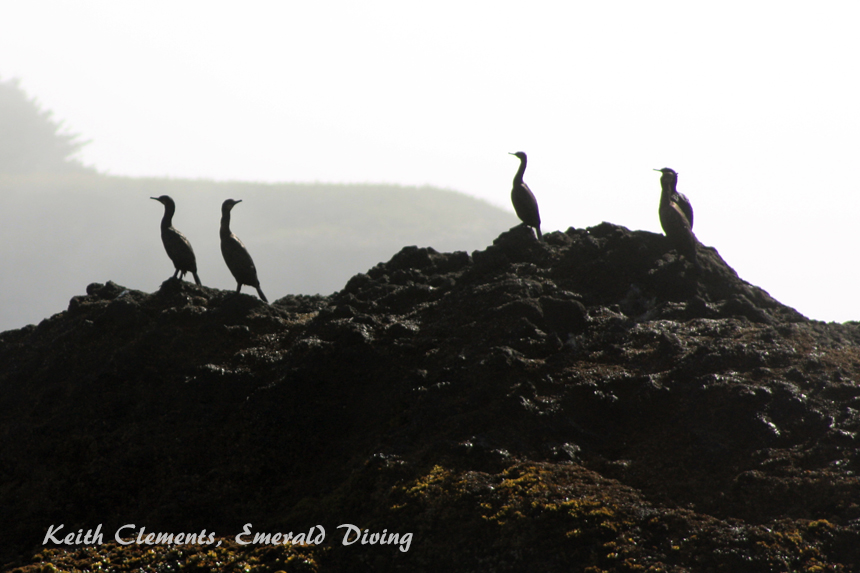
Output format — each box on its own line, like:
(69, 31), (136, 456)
(2, 223), (859, 572)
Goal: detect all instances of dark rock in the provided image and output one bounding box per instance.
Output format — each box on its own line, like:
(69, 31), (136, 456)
(386, 245), (438, 271)
(539, 295), (588, 335)
(2, 224), (860, 571)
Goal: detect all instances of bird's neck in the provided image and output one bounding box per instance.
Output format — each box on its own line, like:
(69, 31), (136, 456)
(220, 211), (232, 237)
(513, 156), (527, 184)
(160, 205), (175, 229)
(659, 174), (677, 204)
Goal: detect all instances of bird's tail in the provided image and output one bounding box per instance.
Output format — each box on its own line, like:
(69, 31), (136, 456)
(193, 272), (202, 286)
(256, 286), (269, 304)
(536, 226), (543, 242)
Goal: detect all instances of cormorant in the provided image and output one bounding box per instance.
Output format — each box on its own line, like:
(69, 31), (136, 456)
(654, 168), (697, 264)
(150, 195), (202, 285)
(509, 151), (543, 241)
(656, 167), (693, 228)
(220, 199), (268, 302)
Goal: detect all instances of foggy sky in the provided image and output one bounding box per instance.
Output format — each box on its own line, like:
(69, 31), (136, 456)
(1, 1), (859, 323)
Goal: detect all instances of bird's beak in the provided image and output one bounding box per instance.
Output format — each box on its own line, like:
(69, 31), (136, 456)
(150, 196), (158, 200)
(236, 199), (243, 204)
(653, 169), (661, 172)
(509, 152), (516, 156)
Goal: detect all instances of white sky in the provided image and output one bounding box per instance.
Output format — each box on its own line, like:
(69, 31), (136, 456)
(2, 1), (859, 322)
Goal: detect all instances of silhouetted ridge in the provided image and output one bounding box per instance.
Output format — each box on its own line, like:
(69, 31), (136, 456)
(6, 225), (860, 573)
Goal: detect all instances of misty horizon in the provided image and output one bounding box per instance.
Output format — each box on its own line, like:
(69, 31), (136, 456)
(1, 1), (859, 323)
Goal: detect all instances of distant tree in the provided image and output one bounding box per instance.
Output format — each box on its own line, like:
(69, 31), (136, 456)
(0, 77), (91, 174)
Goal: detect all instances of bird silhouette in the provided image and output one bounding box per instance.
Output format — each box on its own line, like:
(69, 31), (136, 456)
(509, 151), (543, 241)
(151, 195), (202, 285)
(220, 199), (268, 302)
(654, 168), (697, 265)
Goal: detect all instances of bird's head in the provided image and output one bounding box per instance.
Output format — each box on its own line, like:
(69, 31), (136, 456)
(654, 168), (679, 195)
(150, 195), (175, 207)
(222, 198), (243, 213)
(509, 151), (527, 161)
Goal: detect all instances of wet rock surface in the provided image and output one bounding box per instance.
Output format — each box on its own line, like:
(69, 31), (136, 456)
(2, 223), (860, 572)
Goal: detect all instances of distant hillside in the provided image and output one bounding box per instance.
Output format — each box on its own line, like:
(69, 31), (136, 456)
(0, 172), (517, 331)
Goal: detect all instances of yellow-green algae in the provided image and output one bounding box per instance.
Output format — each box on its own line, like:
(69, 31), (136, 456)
(381, 462), (850, 572)
(4, 464), (850, 572)
(6, 540), (322, 573)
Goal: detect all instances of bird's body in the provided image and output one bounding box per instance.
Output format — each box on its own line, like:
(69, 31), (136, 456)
(674, 191), (694, 230)
(220, 199), (268, 302)
(151, 195), (201, 285)
(655, 168), (697, 264)
(509, 151), (543, 241)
